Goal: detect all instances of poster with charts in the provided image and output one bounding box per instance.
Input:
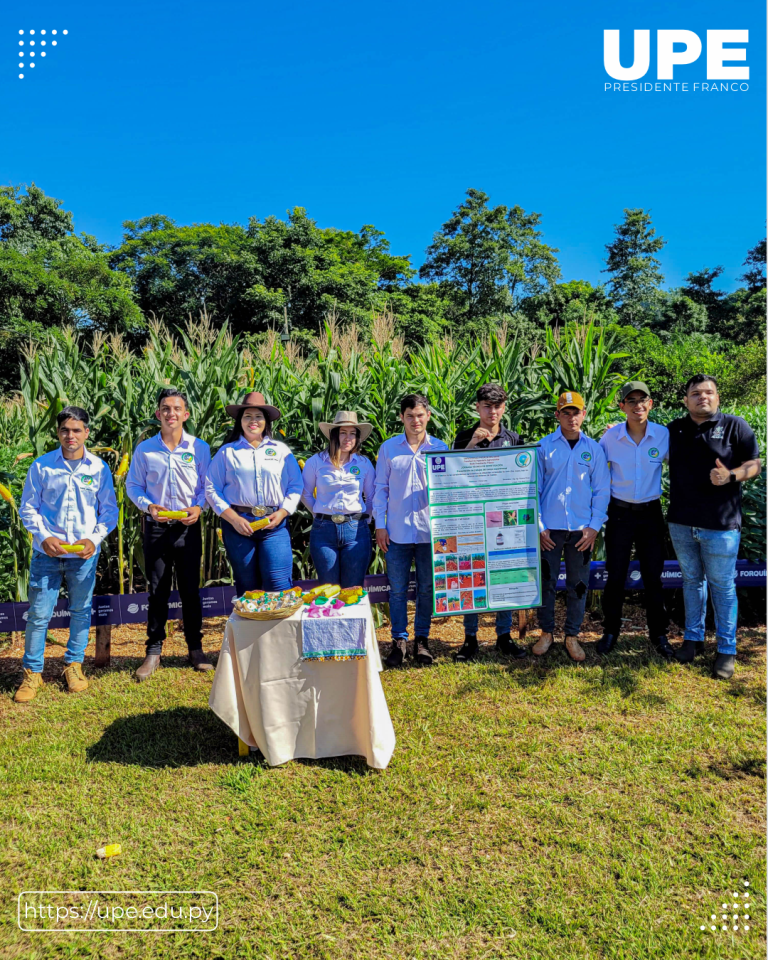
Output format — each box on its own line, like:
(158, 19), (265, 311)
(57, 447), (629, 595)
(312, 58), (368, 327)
(425, 446), (541, 616)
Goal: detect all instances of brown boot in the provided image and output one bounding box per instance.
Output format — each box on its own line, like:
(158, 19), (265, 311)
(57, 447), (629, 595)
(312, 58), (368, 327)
(14, 669), (44, 703)
(189, 649), (214, 672)
(136, 654), (161, 682)
(565, 636), (586, 662)
(414, 636), (434, 666)
(62, 662), (89, 693)
(532, 632), (554, 656)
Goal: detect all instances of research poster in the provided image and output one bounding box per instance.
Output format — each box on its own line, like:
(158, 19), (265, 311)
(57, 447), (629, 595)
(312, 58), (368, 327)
(425, 447), (541, 617)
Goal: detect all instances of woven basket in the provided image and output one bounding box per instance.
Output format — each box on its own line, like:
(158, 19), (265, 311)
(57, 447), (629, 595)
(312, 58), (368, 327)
(233, 600), (304, 621)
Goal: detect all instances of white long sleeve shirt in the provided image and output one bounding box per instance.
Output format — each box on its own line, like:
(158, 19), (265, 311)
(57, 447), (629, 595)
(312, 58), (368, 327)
(19, 447), (119, 554)
(205, 436), (303, 516)
(125, 431), (211, 513)
(301, 451), (375, 515)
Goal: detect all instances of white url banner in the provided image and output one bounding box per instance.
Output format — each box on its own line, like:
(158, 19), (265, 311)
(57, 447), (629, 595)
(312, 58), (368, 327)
(17, 891), (218, 933)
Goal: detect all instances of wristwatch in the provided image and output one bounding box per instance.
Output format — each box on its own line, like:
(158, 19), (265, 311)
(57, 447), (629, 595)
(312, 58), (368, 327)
(729, 471), (737, 484)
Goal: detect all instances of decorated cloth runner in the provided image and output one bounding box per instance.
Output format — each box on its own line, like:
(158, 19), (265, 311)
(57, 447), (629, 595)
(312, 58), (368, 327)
(301, 616), (367, 661)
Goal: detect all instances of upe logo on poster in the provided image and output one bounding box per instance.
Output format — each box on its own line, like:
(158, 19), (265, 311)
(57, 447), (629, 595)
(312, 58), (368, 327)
(604, 30), (750, 93)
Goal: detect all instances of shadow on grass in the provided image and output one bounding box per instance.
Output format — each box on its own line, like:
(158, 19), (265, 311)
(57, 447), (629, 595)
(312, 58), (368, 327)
(86, 706), (240, 768)
(86, 706), (375, 775)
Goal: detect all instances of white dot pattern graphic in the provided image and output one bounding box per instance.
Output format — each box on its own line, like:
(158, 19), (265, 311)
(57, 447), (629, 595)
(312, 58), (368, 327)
(16, 29), (68, 76)
(701, 883), (757, 935)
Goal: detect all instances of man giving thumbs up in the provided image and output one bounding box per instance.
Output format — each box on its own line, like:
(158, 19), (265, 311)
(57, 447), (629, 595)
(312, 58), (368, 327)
(667, 375), (761, 679)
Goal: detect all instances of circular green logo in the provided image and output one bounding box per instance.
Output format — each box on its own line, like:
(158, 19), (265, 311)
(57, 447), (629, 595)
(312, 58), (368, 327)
(649, 448), (659, 458)
(80, 475), (94, 485)
(349, 465), (360, 476)
(581, 451), (592, 462)
(265, 448), (277, 457)
(181, 452), (194, 464)
(515, 452), (531, 467)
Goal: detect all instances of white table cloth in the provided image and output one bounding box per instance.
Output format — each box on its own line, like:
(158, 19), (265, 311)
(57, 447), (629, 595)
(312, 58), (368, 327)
(208, 597), (395, 769)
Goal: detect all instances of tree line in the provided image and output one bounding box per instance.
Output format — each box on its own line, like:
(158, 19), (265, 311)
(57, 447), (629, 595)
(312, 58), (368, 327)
(0, 183), (764, 393)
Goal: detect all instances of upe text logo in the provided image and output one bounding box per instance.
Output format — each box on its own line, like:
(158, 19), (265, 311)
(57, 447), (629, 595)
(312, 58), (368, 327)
(604, 30), (748, 81)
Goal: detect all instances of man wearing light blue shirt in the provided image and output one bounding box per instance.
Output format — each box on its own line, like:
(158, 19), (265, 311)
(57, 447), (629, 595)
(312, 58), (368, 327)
(126, 387), (213, 681)
(532, 391), (610, 662)
(373, 394), (448, 667)
(598, 382), (673, 659)
(15, 406), (118, 703)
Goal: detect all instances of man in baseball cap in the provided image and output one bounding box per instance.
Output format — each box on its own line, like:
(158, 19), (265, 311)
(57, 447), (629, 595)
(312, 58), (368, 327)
(533, 390), (610, 662)
(598, 381), (674, 660)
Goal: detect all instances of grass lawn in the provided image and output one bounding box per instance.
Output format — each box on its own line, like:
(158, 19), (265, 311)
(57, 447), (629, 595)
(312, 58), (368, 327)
(0, 608), (764, 959)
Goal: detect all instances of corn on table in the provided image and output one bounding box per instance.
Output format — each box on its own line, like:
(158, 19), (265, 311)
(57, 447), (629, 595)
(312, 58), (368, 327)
(208, 596), (395, 769)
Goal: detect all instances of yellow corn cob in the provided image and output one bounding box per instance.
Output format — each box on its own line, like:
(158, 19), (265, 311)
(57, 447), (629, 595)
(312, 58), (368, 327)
(298, 458), (306, 469)
(115, 452), (130, 479)
(61, 544), (85, 553)
(157, 510), (188, 519)
(96, 843), (122, 859)
(216, 528), (223, 542)
(303, 583), (341, 603)
(244, 590), (266, 600)
(249, 517), (270, 531)
(0, 482), (15, 506)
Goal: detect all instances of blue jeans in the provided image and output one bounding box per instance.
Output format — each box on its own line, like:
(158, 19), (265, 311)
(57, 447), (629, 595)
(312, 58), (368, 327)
(386, 541), (433, 641)
(463, 610), (513, 637)
(538, 529), (592, 637)
(222, 518), (293, 596)
(23, 551), (99, 673)
(669, 523), (740, 655)
(310, 517), (371, 588)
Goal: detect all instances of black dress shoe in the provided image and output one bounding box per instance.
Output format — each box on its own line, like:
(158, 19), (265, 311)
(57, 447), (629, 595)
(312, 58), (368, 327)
(384, 639), (407, 668)
(413, 636), (434, 666)
(674, 638), (704, 664)
(496, 633), (527, 659)
(713, 653), (735, 679)
(189, 649), (214, 671)
(454, 635), (479, 662)
(596, 633), (617, 655)
(654, 637), (677, 661)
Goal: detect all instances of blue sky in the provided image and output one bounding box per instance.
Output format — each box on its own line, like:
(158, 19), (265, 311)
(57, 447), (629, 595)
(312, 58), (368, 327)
(2, 0), (765, 291)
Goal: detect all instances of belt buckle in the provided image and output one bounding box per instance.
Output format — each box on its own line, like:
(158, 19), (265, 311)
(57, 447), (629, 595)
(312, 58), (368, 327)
(331, 514), (346, 524)
(252, 506), (268, 517)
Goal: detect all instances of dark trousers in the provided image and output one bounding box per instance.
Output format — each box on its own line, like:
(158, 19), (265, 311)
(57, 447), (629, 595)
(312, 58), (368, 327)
(144, 519), (203, 655)
(602, 498), (668, 639)
(538, 530), (592, 637)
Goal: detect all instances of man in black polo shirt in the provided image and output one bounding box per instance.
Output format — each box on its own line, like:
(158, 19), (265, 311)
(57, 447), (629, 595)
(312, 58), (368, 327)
(452, 383), (527, 662)
(668, 374), (761, 679)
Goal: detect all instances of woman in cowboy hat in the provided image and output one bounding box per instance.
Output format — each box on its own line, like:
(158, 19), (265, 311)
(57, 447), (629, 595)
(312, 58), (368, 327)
(205, 392), (302, 596)
(301, 411), (375, 588)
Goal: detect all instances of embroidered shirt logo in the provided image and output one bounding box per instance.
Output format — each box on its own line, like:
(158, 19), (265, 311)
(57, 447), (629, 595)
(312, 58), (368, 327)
(265, 448), (277, 457)
(349, 465), (360, 476)
(711, 426), (725, 439)
(581, 451), (592, 462)
(181, 452), (194, 464)
(649, 448), (660, 458)
(80, 475), (94, 485)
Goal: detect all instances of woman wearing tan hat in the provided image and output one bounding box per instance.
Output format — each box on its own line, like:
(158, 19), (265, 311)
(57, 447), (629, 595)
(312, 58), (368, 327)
(301, 411), (375, 588)
(205, 392), (302, 596)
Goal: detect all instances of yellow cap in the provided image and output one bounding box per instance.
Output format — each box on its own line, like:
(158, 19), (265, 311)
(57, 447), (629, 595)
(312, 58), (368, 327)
(556, 391), (585, 412)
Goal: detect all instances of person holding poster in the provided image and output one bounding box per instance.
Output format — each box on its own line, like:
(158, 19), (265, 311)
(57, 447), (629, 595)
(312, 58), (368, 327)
(126, 387), (213, 681)
(532, 391), (610, 662)
(14, 406), (118, 703)
(373, 394), (448, 667)
(452, 383), (528, 662)
(597, 382), (674, 661)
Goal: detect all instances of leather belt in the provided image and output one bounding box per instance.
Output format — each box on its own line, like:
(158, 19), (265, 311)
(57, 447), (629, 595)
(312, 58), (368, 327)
(232, 505), (278, 517)
(610, 497), (660, 512)
(315, 512), (367, 524)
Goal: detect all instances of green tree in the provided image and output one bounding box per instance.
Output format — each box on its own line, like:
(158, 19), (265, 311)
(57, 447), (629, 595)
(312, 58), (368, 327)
(519, 279), (617, 329)
(740, 237), (766, 293)
(603, 208), (665, 327)
(0, 184), (141, 391)
(419, 188), (560, 326)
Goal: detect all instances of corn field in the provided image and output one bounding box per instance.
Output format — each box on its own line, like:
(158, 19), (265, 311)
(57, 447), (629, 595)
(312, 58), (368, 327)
(0, 313), (763, 603)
